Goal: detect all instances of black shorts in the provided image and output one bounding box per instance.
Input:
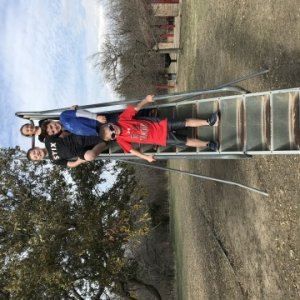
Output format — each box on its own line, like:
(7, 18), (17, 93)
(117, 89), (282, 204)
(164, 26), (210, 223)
(166, 120), (187, 147)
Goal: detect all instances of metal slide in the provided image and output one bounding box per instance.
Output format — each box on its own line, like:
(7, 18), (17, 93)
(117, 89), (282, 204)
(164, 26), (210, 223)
(15, 87), (300, 160)
(99, 87), (300, 160)
(15, 71), (300, 160)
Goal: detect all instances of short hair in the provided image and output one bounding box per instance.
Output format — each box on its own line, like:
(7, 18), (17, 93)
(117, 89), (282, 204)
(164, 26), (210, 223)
(20, 123), (32, 137)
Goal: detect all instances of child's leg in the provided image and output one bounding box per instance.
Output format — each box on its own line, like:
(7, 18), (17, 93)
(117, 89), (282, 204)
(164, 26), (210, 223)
(185, 138), (208, 148)
(185, 112), (219, 127)
(186, 138), (219, 151)
(167, 120), (219, 151)
(185, 119), (208, 127)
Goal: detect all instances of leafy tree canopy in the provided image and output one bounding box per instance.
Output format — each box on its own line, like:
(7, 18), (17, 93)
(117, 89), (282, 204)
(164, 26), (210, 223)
(0, 148), (150, 299)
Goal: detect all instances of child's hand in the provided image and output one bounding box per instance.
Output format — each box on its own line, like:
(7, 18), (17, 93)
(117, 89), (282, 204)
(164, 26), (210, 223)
(96, 115), (107, 124)
(135, 95), (155, 112)
(145, 95), (155, 103)
(70, 105), (79, 110)
(146, 154), (156, 163)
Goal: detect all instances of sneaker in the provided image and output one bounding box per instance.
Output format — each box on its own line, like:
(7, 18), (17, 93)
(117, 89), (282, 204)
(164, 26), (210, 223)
(207, 112), (219, 126)
(207, 141), (219, 151)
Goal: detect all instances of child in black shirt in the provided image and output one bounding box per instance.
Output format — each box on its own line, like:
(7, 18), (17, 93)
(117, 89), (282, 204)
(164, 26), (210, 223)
(27, 134), (106, 168)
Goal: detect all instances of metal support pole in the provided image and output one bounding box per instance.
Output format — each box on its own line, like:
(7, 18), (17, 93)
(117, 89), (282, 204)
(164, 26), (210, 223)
(173, 69), (269, 103)
(15, 69), (269, 119)
(117, 159), (269, 197)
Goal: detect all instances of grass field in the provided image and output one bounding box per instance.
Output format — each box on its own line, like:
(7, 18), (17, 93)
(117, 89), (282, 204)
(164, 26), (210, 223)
(170, 1), (300, 299)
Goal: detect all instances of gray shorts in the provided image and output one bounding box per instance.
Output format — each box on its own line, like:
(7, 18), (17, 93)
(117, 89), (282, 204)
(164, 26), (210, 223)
(166, 120), (187, 147)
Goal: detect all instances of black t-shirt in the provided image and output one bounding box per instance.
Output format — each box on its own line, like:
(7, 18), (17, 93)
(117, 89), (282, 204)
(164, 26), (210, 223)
(44, 134), (104, 166)
(38, 119), (47, 143)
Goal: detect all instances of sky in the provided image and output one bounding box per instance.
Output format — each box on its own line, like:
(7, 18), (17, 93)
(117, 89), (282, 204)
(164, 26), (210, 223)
(0, 0), (117, 150)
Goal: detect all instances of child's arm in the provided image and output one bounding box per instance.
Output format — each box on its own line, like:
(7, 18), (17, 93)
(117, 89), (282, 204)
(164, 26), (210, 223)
(67, 158), (87, 168)
(69, 106), (107, 124)
(134, 95), (155, 112)
(129, 149), (156, 163)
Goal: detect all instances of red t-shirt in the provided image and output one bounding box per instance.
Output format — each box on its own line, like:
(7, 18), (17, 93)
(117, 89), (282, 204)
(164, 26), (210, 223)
(116, 106), (168, 153)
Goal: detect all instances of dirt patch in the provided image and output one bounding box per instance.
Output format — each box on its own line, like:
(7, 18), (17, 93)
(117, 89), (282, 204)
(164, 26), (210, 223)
(170, 1), (300, 299)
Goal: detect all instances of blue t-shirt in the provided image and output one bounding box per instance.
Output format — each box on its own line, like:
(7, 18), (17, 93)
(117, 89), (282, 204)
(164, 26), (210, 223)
(60, 110), (99, 136)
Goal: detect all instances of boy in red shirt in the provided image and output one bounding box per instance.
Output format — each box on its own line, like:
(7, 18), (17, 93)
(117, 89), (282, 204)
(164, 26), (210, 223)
(100, 95), (219, 162)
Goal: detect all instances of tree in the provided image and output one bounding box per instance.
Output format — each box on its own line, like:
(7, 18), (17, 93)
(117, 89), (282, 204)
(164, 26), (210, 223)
(92, 0), (166, 98)
(0, 149), (150, 299)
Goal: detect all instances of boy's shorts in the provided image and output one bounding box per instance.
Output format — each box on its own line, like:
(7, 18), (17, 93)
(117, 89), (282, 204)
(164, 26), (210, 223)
(132, 117), (187, 147)
(166, 120), (187, 147)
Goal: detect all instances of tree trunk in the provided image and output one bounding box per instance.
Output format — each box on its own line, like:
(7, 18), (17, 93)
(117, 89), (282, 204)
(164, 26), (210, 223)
(128, 278), (162, 300)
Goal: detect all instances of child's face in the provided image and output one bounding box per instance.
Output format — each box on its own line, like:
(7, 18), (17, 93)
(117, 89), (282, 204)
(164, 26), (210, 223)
(46, 121), (62, 136)
(21, 124), (36, 136)
(29, 147), (45, 161)
(106, 124), (120, 141)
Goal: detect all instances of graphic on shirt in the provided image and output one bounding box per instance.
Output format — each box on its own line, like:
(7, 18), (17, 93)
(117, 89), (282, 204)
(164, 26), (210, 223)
(50, 142), (61, 160)
(130, 123), (149, 140)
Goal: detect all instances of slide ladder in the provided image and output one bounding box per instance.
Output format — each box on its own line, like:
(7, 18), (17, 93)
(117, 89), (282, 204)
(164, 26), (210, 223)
(100, 87), (300, 160)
